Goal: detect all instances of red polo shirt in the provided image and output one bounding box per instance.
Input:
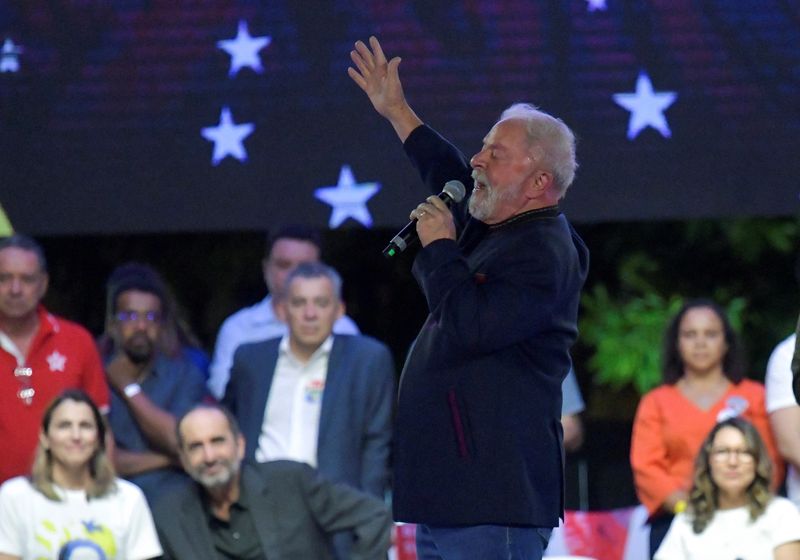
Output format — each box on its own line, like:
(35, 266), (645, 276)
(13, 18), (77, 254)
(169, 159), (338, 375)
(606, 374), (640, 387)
(0, 306), (109, 483)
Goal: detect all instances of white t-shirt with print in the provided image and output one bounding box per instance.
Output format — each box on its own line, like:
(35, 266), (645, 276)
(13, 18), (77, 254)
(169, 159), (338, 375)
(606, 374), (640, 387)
(0, 476), (162, 560)
(655, 496), (800, 560)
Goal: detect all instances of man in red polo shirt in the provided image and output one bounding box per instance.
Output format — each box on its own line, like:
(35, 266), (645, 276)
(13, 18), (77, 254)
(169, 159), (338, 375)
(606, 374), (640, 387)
(0, 234), (109, 483)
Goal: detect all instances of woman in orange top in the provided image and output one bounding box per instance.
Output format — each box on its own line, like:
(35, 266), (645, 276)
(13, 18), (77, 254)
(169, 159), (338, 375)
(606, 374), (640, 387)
(630, 299), (782, 559)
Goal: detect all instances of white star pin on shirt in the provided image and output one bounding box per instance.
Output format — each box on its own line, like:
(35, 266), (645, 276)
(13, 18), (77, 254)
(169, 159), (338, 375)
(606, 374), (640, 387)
(217, 20), (271, 78)
(0, 38), (22, 73)
(46, 350), (67, 372)
(586, 0), (608, 11)
(201, 106), (255, 166)
(314, 165), (380, 228)
(613, 71), (678, 140)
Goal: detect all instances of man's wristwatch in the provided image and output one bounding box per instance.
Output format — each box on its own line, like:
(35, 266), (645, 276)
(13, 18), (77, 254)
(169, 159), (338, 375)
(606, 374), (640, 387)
(123, 382), (142, 398)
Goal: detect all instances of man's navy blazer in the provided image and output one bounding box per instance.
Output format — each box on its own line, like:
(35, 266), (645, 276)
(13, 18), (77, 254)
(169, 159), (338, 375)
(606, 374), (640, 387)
(392, 124), (590, 527)
(222, 334), (396, 497)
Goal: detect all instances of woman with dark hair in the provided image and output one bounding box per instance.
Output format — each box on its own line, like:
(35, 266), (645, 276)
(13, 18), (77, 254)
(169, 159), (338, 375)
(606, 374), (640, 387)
(630, 299), (781, 558)
(0, 389), (161, 560)
(655, 417), (800, 559)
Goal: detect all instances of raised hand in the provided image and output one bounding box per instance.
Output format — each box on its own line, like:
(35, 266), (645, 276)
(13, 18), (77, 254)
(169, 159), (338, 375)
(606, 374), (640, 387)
(106, 352), (141, 393)
(348, 36), (422, 141)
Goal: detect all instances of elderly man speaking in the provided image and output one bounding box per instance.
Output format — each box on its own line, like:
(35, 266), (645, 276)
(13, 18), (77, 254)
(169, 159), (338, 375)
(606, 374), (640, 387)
(348, 36), (589, 560)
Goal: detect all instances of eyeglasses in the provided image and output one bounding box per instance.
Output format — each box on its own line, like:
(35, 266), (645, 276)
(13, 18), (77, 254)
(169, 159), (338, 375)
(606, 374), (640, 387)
(710, 447), (755, 463)
(14, 366), (34, 406)
(115, 310), (162, 324)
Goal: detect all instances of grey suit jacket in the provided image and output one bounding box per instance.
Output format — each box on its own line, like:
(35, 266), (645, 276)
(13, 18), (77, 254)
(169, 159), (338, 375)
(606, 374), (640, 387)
(223, 334), (396, 497)
(152, 461), (392, 560)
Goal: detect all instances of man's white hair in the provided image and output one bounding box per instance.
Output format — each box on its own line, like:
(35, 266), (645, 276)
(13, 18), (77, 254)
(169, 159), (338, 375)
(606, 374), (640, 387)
(499, 103), (578, 198)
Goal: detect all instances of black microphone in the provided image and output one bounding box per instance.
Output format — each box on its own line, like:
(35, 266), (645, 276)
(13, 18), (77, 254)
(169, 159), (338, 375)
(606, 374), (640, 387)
(383, 180), (466, 258)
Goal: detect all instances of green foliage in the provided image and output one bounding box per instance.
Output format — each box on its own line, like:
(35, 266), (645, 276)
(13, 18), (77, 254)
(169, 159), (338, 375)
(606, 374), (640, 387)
(685, 219), (799, 262)
(580, 285), (682, 394)
(581, 286), (749, 394)
(580, 247), (751, 395)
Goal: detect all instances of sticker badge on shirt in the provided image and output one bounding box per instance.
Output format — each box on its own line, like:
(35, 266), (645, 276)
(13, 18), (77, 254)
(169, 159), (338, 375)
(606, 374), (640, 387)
(717, 395), (749, 422)
(304, 379), (325, 404)
(46, 350), (67, 372)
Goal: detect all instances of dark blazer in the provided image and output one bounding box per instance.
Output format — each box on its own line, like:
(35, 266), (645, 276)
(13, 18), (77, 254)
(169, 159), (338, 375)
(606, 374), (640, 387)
(391, 124), (590, 527)
(223, 334), (395, 497)
(152, 461), (392, 560)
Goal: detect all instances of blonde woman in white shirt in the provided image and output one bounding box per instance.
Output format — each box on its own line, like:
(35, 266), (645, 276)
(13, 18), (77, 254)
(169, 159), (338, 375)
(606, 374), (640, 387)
(656, 417), (800, 560)
(0, 389), (161, 560)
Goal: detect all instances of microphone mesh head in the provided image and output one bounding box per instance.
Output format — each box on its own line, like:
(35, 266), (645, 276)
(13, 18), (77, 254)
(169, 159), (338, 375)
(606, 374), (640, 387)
(443, 180), (467, 203)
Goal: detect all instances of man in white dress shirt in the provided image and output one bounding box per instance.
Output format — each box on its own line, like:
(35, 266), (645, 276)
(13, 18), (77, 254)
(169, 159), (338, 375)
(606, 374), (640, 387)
(223, 262), (394, 494)
(222, 262), (395, 559)
(208, 225), (359, 399)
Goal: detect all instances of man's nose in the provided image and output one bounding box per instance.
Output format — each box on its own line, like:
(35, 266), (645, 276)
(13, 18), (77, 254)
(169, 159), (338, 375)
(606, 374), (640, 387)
(470, 148), (487, 169)
(9, 277), (22, 293)
(201, 445), (216, 463)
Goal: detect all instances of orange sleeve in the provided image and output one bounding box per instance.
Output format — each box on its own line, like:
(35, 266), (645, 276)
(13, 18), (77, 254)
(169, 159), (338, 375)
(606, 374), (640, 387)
(630, 390), (687, 515)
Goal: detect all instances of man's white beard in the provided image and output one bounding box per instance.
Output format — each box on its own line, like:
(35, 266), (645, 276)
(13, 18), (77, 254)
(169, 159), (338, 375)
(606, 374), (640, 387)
(192, 457), (241, 489)
(468, 189), (493, 221)
(469, 170), (519, 222)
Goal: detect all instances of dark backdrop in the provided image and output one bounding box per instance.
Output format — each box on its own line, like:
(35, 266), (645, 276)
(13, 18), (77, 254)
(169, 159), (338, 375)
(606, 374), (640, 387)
(2, 1), (800, 235)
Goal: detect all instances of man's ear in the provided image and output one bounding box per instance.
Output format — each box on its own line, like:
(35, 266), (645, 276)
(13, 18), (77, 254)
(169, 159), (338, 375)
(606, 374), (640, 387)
(39, 273), (49, 299)
(261, 257), (270, 287)
(523, 170), (555, 203)
(533, 171), (553, 195)
(275, 299), (287, 322)
(336, 301), (345, 320)
(178, 450), (190, 472)
(237, 434), (246, 461)
(106, 310), (121, 339)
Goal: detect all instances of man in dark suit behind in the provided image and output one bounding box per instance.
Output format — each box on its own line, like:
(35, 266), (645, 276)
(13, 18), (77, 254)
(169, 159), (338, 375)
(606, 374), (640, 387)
(222, 261), (395, 498)
(152, 404), (392, 560)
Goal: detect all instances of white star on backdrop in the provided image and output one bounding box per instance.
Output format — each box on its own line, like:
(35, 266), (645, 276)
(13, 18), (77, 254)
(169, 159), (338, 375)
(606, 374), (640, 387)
(315, 165), (380, 228)
(613, 71), (677, 140)
(217, 20), (271, 78)
(0, 38), (22, 73)
(201, 106), (255, 166)
(46, 350), (66, 372)
(586, 0), (607, 12)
